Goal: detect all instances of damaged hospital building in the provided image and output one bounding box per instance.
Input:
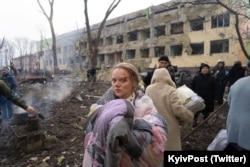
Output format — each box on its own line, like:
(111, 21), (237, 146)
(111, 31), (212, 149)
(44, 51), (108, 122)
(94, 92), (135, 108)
(38, 0), (249, 72)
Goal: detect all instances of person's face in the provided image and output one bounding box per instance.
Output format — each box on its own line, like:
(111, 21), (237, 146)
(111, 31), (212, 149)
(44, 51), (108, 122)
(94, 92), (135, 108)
(218, 62), (224, 68)
(158, 60), (169, 68)
(111, 68), (134, 99)
(201, 66), (209, 74)
(1, 69), (8, 75)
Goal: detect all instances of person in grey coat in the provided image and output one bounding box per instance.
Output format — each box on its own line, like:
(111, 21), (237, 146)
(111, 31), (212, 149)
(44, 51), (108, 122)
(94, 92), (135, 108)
(225, 76), (250, 151)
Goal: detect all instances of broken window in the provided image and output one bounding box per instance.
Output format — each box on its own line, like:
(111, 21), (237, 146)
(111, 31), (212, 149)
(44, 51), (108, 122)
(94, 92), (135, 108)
(155, 26), (165, 37)
(190, 18), (204, 31)
(77, 41), (87, 50)
(190, 42), (204, 55)
(140, 49), (149, 58)
(170, 44), (183, 56)
(128, 31), (137, 41)
(116, 35), (123, 44)
(98, 54), (105, 65)
(99, 38), (104, 46)
(171, 22), (183, 34)
(211, 12), (230, 28)
(105, 37), (113, 45)
(210, 39), (229, 54)
(126, 49), (136, 59)
(154, 46), (165, 57)
(138, 29), (150, 40)
(106, 54), (115, 67)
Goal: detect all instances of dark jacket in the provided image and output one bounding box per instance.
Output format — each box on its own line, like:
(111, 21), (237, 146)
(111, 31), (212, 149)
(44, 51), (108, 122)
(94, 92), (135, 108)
(212, 65), (228, 87)
(143, 67), (176, 88)
(191, 73), (217, 106)
(0, 80), (27, 110)
(227, 64), (245, 88)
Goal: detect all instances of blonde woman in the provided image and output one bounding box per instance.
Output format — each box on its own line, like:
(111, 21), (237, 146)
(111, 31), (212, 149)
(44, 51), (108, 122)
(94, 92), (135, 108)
(83, 62), (167, 167)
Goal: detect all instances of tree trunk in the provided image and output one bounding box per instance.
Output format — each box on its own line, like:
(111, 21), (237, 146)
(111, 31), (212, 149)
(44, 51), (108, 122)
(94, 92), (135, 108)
(37, 0), (58, 73)
(84, 0), (122, 69)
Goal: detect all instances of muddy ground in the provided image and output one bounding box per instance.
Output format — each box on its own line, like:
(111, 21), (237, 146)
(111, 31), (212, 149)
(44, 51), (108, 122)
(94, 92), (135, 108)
(0, 74), (228, 167)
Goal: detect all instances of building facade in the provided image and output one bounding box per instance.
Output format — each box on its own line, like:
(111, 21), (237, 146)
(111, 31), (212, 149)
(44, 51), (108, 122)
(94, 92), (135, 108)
(37, 29), (84, 72)
(76, 0), (249, 71)
(12, 54), (36, 73)
(37, 0), (249, 73)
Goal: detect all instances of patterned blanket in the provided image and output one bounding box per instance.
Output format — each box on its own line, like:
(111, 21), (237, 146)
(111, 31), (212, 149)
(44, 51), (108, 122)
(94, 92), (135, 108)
(82, 99), (167, 167)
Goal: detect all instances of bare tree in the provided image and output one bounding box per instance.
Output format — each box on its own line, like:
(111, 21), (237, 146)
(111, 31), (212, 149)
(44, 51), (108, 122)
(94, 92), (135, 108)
(37, 0), (59, 72)
(14, 37), (29, 72)
(14, 37), (36, 72)
(36, 28), (52, 71)
(28, 41), (36, 72)
(172, 0), (250, 60)
(4, 40), (15, 64)
(84, 0), (122, 69)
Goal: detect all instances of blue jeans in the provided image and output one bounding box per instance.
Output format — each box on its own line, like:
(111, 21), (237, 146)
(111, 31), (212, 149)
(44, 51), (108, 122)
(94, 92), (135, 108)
(0, 96), (13, 120)
(0, 96), (14, 135)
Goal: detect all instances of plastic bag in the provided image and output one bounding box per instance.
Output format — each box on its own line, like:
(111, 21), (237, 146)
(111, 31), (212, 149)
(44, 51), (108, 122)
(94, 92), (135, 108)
(207, 129), (228, 151)
(176, 85), (205, 113)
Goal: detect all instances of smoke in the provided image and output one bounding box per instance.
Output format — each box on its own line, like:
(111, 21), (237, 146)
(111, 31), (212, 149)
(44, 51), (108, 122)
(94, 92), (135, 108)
(14, 79), (78, 118)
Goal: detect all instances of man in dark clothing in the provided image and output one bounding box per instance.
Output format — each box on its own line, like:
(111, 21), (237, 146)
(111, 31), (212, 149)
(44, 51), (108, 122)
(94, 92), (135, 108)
(0, 80), (35, 135)
(0, 67), (17, 124)
(191, 63), (217, 126)
(87, 68), (96, 82)
(142, 55), (176, 88)
(227, 61), (246, 91)
(212, 60), (228, 105)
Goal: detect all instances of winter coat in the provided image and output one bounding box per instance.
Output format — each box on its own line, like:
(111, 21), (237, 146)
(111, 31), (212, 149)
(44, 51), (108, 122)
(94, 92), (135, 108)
(191, 72), (217, 109)
(83, 87), (168, 167)
(226, 76), (250, 150)
(212, 65), (228, 87)
(145, 68), (194, 150)
(227, 64), (245, 88)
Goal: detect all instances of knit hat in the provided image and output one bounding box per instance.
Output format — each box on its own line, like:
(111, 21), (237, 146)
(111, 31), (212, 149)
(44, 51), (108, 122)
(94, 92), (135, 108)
(217, 59), (224, 65)
(158, 55), (169, 62)
(199, 63), (210, 72)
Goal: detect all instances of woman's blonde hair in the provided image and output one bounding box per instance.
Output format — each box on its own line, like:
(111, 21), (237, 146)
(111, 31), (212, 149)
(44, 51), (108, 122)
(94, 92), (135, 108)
(112, 62), (141, 91)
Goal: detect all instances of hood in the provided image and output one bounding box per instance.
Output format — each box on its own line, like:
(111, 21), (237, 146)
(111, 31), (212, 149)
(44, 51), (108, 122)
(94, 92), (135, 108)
(151, 68), (176, 88)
